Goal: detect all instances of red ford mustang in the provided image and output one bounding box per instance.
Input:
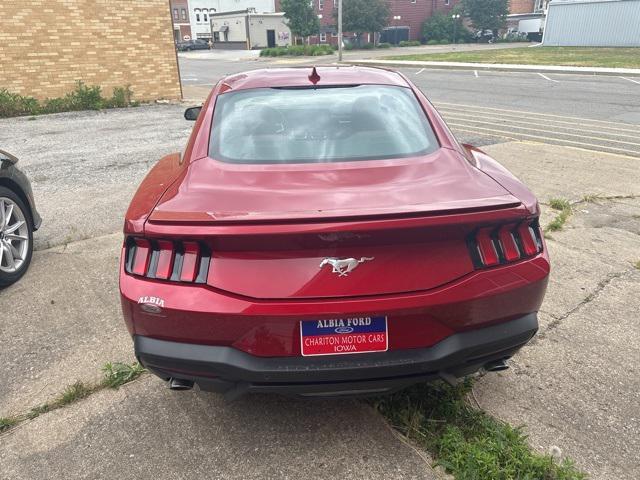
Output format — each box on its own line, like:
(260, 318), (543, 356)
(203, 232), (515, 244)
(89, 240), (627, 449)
(120, 66), (549, 398)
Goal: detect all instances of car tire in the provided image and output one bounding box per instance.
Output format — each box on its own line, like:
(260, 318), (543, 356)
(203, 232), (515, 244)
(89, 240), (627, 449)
(0, 186), (34, 287)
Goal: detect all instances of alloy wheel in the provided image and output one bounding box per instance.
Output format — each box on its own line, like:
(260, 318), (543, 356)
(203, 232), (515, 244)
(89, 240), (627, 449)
(0, 197), (30, 273)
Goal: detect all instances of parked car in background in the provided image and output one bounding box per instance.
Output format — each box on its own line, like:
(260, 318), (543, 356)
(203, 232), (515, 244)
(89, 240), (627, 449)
(0, 149), (41, 287)
(120, 66), (549, 399)
(176, 39), (210, 51)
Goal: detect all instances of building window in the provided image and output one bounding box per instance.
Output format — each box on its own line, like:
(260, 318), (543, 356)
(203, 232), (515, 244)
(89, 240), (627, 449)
(444, 0), (450, 4)
(411, 0), (416, 3)
(333, 0), (337, 7)
(320, 32), (327, 42)
(331, 31), (338, 37)
(195, 10), (201, 22)
(181, 8), (187, 20)
(319, 0), (324, 10)
(173, 8), (179, 20)
(204, 12), (208, 22)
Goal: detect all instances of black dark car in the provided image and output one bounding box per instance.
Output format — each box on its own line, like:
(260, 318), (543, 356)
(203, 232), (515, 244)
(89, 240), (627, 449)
(176, 39), (210, 51)
(0, 149), (41, 287)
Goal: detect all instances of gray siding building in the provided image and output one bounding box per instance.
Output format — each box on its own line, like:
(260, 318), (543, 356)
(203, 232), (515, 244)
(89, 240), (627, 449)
(543, 0), (640, 46)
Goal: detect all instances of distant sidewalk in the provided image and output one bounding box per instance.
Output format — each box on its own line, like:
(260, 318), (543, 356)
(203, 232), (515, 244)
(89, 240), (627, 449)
(343, 59), (640, 77)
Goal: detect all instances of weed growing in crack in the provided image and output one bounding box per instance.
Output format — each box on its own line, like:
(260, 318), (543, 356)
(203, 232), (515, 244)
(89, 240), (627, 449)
(546, 198), (573, 233)
(59, 381), (93, 405)
(371, 380), (587, 479)
(0, 417), (18, 432)
(0, 362), (146, 435)
(102, 362), (146, 389)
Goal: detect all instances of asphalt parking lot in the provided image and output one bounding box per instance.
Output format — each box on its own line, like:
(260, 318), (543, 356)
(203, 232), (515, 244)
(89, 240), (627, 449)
(1, 55), (639, 479)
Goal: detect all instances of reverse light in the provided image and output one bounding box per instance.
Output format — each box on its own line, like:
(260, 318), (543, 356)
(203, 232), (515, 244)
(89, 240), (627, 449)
(468, 219), (543, 269)
(124, 238), (210, 284)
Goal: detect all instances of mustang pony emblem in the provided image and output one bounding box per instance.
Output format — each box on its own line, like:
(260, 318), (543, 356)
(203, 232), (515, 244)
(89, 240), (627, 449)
(319, 257), (374, 277)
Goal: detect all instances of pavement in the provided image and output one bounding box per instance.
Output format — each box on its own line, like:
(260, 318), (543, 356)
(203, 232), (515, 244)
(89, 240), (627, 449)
(179, 53), (640, 157)
(1, 69), (639, 479)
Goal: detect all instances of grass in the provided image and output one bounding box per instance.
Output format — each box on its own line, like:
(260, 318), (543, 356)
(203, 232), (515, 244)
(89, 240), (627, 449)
(546, 198), (573, 233)
(0, 362), (145, 434)
(372, 380), (587, 480)
(384, 47), (640, 69)
(0, 81), (138, 118)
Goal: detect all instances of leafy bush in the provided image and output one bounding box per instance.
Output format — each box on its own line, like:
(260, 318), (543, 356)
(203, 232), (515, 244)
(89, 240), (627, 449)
(361, 43), (375, 50)
(422, 12), (474, 44)
(426, 39), (439, 45)
(0, 89), (39, 117)
(399, 40), (421, 47)
(0, 81), (138, 118)
(259, 44), (334, 57)
(439, 39), (450, 45)
(376, 42), (392, 48)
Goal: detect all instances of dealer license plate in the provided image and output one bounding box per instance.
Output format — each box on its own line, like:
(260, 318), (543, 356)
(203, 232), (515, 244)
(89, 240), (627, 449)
(300, 316), (388, 356)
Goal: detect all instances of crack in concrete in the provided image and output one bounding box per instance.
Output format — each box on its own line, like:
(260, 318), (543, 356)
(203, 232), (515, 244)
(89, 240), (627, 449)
(533, 268), (636, 343)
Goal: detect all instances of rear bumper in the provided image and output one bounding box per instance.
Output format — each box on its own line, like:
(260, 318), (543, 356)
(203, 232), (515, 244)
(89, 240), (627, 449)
(136, 312), (538, 398)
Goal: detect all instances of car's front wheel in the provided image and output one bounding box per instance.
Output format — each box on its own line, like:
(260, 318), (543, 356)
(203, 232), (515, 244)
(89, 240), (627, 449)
(0, 186), (33, 287)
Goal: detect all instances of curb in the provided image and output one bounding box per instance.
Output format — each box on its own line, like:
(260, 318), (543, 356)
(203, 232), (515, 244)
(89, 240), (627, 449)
(340, 59), (640, 77)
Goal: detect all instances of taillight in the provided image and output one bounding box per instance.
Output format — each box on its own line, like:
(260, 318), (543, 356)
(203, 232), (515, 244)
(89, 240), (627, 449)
(468, 219), (542, 269)
(124, 237), (210, 284)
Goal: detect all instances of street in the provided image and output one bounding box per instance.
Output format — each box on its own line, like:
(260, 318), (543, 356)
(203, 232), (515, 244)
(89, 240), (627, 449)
(180, 52), (640, 156)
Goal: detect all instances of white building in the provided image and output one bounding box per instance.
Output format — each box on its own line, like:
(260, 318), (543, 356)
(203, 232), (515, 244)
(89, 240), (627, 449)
(189, 0), (276, 40)
(210, 10), (291, 48)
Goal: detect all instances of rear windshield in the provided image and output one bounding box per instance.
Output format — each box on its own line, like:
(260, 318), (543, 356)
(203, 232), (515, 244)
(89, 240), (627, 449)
(209, 85), (439, 164)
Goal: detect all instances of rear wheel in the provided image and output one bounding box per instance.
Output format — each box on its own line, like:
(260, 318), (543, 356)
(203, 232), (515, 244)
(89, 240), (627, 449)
(0, 186), (33, 287)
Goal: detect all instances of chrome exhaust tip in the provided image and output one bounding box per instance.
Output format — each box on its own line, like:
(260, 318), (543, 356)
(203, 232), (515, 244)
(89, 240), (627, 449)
(168, 378), (194, 390)
(484, 359), (510, 372)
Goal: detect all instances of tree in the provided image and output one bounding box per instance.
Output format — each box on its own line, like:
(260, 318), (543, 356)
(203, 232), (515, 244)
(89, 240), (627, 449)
(281, 0), (320, 41)
(337, 0), (390, 45)
(462, 0), (508, 33)
(421, 10), (472, 43)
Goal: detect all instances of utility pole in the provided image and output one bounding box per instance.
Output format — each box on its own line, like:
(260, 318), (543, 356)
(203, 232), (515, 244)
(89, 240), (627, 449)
(338, 0), (343, 61)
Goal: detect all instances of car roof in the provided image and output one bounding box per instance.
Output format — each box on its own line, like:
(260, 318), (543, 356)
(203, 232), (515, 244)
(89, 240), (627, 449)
(218, 66), (410, 92)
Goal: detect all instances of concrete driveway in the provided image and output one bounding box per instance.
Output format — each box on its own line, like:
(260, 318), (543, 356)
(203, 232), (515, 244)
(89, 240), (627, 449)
(1, 105), (638, 479)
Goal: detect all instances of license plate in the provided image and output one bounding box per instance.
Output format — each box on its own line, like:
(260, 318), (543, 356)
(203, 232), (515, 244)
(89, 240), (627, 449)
(300, 316), (388, 356)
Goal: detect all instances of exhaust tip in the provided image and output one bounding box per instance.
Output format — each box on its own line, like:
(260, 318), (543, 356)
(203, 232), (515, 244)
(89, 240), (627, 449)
(168, 378), (194, 391)
(484, 359), (510, 372)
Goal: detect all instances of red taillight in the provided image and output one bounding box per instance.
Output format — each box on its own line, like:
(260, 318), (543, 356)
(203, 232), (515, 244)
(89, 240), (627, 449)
(180, 242), (200, 282)
(498, 225), (521, 262)
(125, 238), (209, 284)
(154, 240), (175, 280)
(517, 222), (539, 257)
(469, 220), (542, 269)
(131, 238), (151, 276)
(475, 228), (499, 266)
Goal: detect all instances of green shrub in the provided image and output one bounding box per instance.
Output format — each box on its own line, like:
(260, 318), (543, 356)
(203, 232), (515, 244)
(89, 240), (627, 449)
(260, 44), (333, 57)
(0, 82), (138, 118)
(439, 39), (450, 44)
(361, 43), (375, 50)
(422, 12), (474, 44)
(0, 89), (40, 117)
(399, 40), (421, 47)
(426, 39), (439, 45)
(376, 42), (392, 49)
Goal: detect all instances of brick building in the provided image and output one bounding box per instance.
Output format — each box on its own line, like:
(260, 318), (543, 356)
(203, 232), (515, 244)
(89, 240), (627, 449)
(274, 0), (459, 43)
(0, 0), (181, 101)
(171, 0), (193, 41)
